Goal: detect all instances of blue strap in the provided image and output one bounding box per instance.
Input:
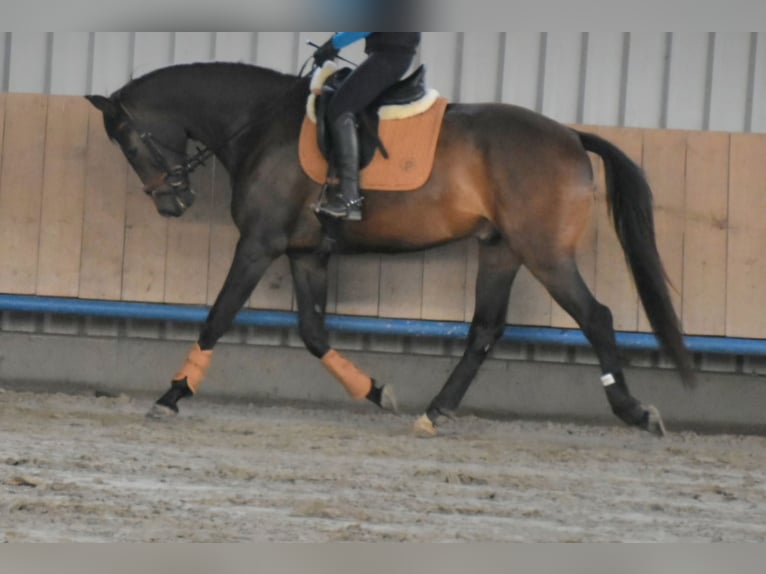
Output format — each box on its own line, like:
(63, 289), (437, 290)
(331, 32), (372, 50)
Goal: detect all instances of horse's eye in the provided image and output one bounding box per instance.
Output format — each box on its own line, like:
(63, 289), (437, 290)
(126, 147), (139, 161)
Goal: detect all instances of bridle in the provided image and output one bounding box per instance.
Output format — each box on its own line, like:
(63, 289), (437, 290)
(118, 102), (214, 203)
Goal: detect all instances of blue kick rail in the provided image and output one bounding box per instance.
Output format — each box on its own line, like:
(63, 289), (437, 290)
(1, 293), (765, 356)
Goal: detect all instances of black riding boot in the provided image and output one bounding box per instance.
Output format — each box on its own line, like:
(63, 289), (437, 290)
(318, 111), (363, 221)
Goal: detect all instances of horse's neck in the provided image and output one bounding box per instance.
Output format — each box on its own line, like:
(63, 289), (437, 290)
(143, 66), (307, 170)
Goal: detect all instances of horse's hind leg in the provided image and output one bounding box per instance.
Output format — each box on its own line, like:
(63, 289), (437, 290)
(532, 257), (666, 436)
(414, 238), (521, 436)
(289, 252), (397, 411)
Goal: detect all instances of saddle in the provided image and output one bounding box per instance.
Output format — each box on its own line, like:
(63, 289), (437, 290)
(299, 63), (448, 192)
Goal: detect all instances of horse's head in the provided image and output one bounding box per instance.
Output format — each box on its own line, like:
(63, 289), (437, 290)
(85, 94), (197, 218)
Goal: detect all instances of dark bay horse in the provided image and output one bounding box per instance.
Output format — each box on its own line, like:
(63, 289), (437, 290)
(86, 62), (694, 437)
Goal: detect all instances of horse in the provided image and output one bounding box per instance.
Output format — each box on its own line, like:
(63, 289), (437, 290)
(85, 61), (694, 437)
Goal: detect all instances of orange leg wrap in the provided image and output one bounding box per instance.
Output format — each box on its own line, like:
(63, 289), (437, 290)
(173, 343), (213, 394)
(321, 349), (373, 400)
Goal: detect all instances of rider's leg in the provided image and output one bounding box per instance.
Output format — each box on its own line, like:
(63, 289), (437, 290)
(317, 51), (413, 220)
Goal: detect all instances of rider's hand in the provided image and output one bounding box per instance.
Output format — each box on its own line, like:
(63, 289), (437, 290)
(314, 40), (339, 66)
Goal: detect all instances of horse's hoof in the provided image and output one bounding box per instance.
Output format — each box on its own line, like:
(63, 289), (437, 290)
(413, 414), (437, 438)
(642, 405), (666, 437)
(366, 381), (399, 413)
(145, 403), (178, 421)
(379, 383), (398, 413)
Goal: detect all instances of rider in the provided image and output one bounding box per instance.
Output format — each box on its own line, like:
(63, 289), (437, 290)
(313, 32), (421, 221)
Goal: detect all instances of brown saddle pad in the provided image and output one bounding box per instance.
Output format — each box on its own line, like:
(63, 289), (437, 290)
(299, 96), (448, 192)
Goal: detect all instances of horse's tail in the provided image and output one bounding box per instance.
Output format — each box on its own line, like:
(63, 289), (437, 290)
(575, 130), (695, 388)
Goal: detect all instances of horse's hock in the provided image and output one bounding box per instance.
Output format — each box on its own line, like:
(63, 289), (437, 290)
(0, 93), (765, 429)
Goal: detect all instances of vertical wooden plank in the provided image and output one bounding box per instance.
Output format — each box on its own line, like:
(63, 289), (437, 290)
(248, 255), (294, 311)
(624, 33), (667, 128)
(163, 156), (213, 305)
(682, 131), (729, 336)
(501, 32), (544, 110)
(591, 125), (641, 331)
(638, 129), (687, 332)
(206, 161), (238, 306)
(0, 95), (6, 284)
(79, 104), (128, 300)
(464, 239), (480, 321)
(0, 94), (47, 294)
(335, 255), (381, 317)
(421, 242), (469, 321)
(726, 133), (766, 338)
(507, 268), (552, 327)
(379, 253), (423, 319)
(121, 169), (168, 303)
(36, 96), (89, 297)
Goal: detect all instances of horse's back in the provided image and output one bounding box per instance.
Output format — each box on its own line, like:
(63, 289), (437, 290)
(442, 102), (589, 165)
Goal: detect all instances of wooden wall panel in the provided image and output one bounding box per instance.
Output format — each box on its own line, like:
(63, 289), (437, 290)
(422, 242), (469, 322)
(79, 105), (128, 300)
(1, 94), (764, 342)
(379, 253), (423, 319)
(507, 268), (553, 327)
(0, 93), (47, 294)
(248, 255), (294, 311)
(163, 159), (213, 305)
(682, 131), (729, 335)
(639, 129), (687, 332)
(726, 133), (766, 338)
(120, 171), (168, 303)
(36, 97), (89, 296)
(335, 255), (380, 317)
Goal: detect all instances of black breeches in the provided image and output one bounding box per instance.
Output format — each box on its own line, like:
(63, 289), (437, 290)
(327, 51), (415, 123)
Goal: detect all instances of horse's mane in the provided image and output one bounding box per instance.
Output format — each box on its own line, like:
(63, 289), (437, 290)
(116, 62), (304, 101)
(128, 61), (292, 85)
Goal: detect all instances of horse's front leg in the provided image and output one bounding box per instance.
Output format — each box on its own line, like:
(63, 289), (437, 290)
(147, 234), (280, 418)
(289, 251), (397, 411)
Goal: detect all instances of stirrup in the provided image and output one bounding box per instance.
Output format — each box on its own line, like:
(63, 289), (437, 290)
(316, 195), (363, 221)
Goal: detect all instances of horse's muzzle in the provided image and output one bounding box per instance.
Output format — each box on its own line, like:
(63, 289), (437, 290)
(151, 184), (196, 218)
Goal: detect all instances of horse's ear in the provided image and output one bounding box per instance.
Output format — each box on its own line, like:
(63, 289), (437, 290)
(85, 94), (118, 118)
